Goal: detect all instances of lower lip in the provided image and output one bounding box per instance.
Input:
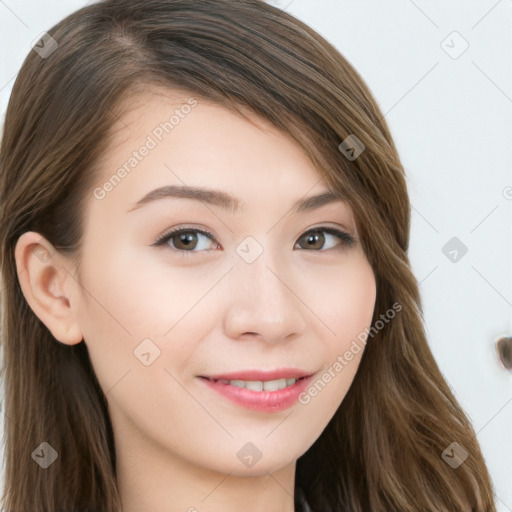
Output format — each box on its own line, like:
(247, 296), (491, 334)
(198, 375), (313, 412)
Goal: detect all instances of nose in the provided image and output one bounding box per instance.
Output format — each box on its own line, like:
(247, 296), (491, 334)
(222, 252), (307, 344)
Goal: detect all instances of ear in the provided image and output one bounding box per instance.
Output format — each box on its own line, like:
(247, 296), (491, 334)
(14, 231), (83, 345)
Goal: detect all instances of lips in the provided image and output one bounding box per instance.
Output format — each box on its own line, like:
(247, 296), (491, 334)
(198, 371), (315, 412)
(200, 368), (313, 381)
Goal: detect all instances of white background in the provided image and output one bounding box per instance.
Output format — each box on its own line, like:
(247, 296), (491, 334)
(1, 0), (511, 510)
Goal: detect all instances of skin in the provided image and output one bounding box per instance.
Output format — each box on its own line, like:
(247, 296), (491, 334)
(15, 88), (377, 512)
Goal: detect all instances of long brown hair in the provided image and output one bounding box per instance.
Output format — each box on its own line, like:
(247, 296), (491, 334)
(0, 1), (496, 510)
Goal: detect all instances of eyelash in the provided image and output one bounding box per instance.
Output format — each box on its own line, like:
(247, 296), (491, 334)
(152, 225), (355, 256)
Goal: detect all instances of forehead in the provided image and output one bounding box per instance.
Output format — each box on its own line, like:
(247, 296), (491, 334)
(108, 86), (277, 149)
(93, 86), (329, 201)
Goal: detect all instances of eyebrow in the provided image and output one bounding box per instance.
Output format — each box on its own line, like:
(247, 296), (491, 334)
(126, 185), (345, 215)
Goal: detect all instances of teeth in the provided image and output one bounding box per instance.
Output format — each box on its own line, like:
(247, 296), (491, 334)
(263, 379), (281, 391)
(277, 378), (288, 390)
(246, 381), (263, 391)
(213, 377), (299, 391)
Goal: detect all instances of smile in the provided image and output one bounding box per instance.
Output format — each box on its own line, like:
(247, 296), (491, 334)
(198, 374), (313, 412)
(204, 376), (304, 391)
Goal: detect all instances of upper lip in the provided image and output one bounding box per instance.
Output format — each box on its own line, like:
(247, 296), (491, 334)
(200, 368), (314, 381)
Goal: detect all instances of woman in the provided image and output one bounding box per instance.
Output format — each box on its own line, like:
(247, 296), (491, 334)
(0, 0), (496, 510)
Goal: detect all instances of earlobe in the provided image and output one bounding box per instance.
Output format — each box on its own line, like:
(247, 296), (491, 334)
(14, 231), (83, 346)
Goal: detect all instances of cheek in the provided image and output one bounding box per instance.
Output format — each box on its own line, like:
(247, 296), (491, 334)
(333, 259), (376, 344)
(303, 251), (376, 349)
(74, 243), (223, 394)
(300, 255), (376, 408)
(72, 245), (170, 391)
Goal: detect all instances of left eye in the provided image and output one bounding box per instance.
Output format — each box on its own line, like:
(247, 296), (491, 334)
(296, 228), (355, 250)
(152, 227), (355, 254)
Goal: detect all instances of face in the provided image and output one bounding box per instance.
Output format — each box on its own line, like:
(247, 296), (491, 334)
(55, 89), (376, 476)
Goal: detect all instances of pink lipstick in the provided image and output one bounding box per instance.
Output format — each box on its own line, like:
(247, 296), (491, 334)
(198, 368), (314, 412)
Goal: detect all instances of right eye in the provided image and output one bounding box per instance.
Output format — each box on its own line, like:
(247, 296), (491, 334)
(152, 227), (221, 255)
